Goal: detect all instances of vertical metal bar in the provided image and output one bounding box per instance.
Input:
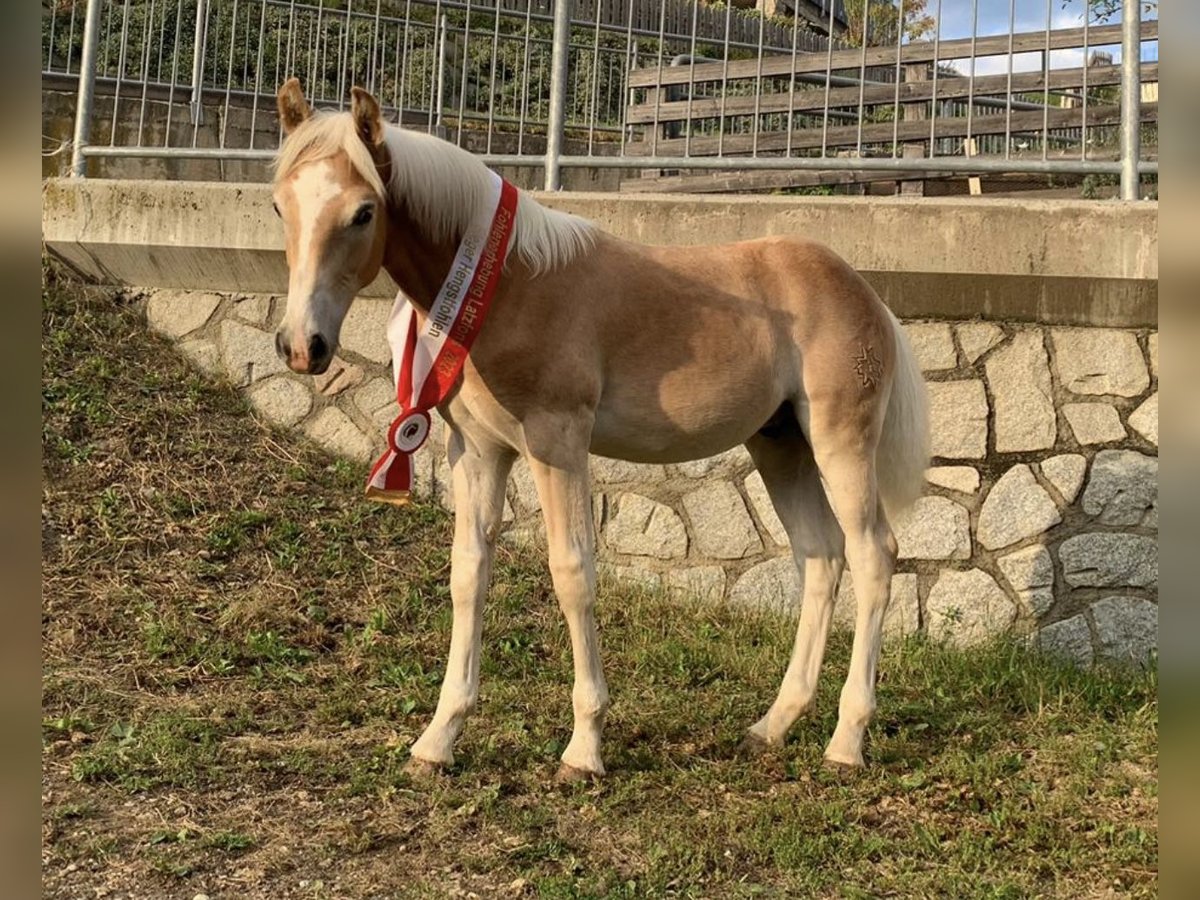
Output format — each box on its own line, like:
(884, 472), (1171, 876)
(891, 0), (904, 156)
(486, 0), (503, 154)
(155, 0), (168, 83)
(544, 0), (571, 190)
(190, 0), (210, 126)
(309, 0), (324, 98)
(751, 6), (765, 157)
(716, 1), (731, 157)
(1081, 0), (1090, 161)
(1004, 0), (1014, 158)
(784, 0), (800, 156)
(109, 0), (133, 146)
(65, 0), (79, 75)
(455, 0), (473, 145)
(369, 0), (383, 93)
(618, 0), (634, 156)
(136, 0), (157, 145)
(397, 0), (412, 118)
(820, 0), (835, 158)
(1041, 0), (1051, 159)
(682, 0), (698, 157)
(650, 0), (666, 156)
(517, 0), (534, 154)
(250, 0), (268, 148)
(965, 0), (978, 152)
(435, 13), (448, 132)
(164, 0), (183, 147)
(856, 0), (869, 157)
(70, 0), (105, 176)
(928, 0), (941, 157)
(221, 0), (241, 149)
(603, 0), (624, 157)
(1120, 0), (1141, 199)
(47, 0), (58, 72)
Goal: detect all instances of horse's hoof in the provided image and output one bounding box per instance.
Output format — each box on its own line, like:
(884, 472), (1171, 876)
(738, 732), (776, 759)
(554, 763), (601, 785)
(405, 756), (448, 780)
(821, 753), (865, 776)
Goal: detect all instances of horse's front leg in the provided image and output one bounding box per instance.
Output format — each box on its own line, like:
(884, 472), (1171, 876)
(524, 416), (609, 781)
(408, 424), (514, 772)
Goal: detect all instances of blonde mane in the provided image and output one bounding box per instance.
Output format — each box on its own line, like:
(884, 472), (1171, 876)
(273, 112), (596, 275)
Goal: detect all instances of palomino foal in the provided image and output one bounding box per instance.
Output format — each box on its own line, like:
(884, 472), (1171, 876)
(270, 80), (930, 779)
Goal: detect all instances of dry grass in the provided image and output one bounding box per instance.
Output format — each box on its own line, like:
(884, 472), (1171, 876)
(42, 261), (1157, 898)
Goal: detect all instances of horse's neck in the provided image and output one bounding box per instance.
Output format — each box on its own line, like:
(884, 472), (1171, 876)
(382, 202), (458, 311)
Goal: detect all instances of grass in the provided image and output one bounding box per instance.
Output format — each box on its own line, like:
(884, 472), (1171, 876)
(42, 260), (1157, 898)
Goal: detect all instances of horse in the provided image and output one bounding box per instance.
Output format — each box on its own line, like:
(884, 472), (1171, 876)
(269, 79), (930, 781)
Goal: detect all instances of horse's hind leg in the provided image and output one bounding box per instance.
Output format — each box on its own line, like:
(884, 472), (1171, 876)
(409, 423), (515, 771)
(807, 405), (898, 768)
(744, 429), (846, 749)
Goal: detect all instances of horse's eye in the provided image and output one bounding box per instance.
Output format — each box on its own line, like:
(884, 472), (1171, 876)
(351, 205), (374, 227)
(272, 201), (281, 218)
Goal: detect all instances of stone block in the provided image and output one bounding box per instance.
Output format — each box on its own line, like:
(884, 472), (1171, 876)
(1039, 454), (1087, 506)
(682, 482), (763, 559)
(589, 457), (667, 483)
(924, 466), (980, 494)
(605, 493), (688, 559)
(1090, 596), (1157, 667)
(996, 544), (1055, 617)
(1060, 533), (1157, 589)
(1148, 333), (1158, 379)
(1051, 328), (1149, 397)
(664, 566), (728, 602)
(303, 407), (376, 463)
(178, 337), (221, 376)
(728, 556), (798, 615)
(986, 330), (1056, 452)
(926, 568), (1016, 647)
(353, 377), (398, 434)
(1128, 393), (1158, 446)
(313, 357), (365, 397)
(927, 380), (988, 459)
(743, 470), (789, 546)
(146, 290), (222, 338)
(977, 464), (1062, 551)
(905, 322), (958, 371)
(675, 447), (753, 478)
(247, 376), (313, 428)
(219, 319), (289, 386)
(1037, 615), (1094, 667)
(231, 294), (272, 325)
(604, 565), (662, 593)
(956, 322), (1005, 364)
(338, 298), (392, 364)
(1063, 403), (1125, 445)
(509, 458), (542, 514)
(831, 571), (920, 640)
(894, 495), (971, 560)
(1081, 449), (1157, 526)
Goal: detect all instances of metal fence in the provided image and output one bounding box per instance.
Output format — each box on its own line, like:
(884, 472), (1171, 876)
(46, 0), (1158, 198)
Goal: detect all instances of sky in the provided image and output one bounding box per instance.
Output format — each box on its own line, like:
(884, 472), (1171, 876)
(920, 0), (1159, 75)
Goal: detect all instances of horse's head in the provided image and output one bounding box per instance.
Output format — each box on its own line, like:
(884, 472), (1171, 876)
(271, 80), (390, 375)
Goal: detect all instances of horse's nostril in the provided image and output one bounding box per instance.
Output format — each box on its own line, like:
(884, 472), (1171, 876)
(309, 334), (329, 362)
(275, 331), (288, 359)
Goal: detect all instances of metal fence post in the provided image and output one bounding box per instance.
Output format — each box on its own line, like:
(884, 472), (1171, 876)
(1119, 0), (1141, 200)
(69, 0), (105, 177)
(189, 0), (210, 126)
(544, 0), (571, 191)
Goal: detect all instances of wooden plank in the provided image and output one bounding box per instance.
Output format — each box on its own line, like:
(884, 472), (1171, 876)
(619, 167), (945, 194)
(625, 62), (1155, 123)
(624, 101), (1157, 156)
(627, 20), (1157, 88)
(901, 63), (927, 197)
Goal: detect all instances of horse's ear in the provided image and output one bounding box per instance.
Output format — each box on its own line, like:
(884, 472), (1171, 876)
(277, 78), (311, 135)
(350, 86), (385, 147)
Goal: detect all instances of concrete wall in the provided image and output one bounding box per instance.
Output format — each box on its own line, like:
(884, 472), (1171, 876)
(43, 180), (1158, 666)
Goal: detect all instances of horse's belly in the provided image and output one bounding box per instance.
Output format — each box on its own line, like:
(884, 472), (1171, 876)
(589, 364), (787, 463)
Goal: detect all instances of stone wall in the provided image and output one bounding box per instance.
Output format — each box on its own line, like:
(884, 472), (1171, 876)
(144, 287), (1158, 668)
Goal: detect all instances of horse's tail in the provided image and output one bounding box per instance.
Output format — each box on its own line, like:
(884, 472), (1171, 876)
(877, 307), (930, 519)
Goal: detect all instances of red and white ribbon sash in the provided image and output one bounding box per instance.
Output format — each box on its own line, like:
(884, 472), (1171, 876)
(365, 172), (518, 505)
